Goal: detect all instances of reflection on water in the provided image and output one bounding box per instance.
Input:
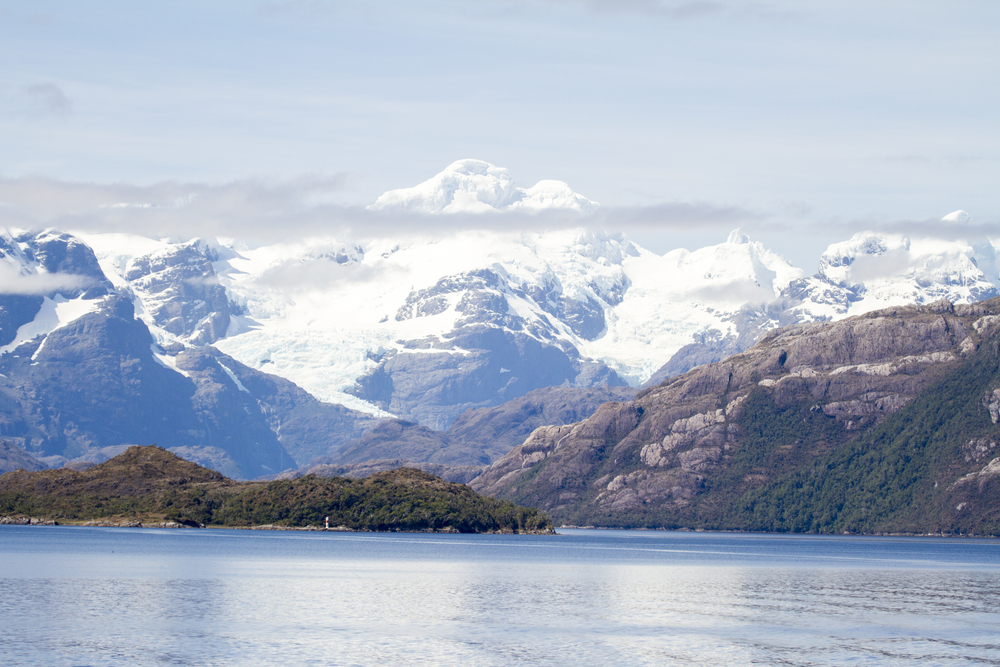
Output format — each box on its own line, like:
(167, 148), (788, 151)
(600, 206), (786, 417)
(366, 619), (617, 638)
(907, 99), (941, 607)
(1, 527), (999, 666)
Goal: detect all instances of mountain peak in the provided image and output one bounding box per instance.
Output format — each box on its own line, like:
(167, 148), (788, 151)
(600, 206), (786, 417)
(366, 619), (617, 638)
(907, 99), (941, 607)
(942, 209), (971, 224)
(369, 160), (598, 214)
(726, 229), (750, 245)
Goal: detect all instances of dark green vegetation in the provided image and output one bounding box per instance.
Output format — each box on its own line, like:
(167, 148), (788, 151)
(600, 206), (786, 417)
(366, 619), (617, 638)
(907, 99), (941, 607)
(638, 356), (998, 535)
(0, 446), (552, 533)
(733, 337), (1000, 536)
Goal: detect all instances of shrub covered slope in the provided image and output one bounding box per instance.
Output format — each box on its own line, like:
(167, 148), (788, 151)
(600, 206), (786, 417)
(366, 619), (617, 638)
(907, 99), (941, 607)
(0, 446), (552, 533)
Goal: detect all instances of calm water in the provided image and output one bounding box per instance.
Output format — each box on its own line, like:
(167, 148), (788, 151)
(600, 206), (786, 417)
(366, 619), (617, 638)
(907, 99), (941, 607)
(1, 526), (999, 666)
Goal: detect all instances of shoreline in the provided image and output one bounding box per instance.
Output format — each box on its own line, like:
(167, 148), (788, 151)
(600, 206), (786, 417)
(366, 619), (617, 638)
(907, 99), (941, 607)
(3, 515), (993, 539)
(0, 514), (555, 535)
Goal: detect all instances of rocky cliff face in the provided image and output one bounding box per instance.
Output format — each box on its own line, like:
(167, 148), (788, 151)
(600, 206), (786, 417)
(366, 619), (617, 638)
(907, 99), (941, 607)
(0, 295), (280, 478)
(123, 240), (232, 346)
(350, 326), (626, 431)
(0, 229), (114, 346)
(470, 298), (1000, 534)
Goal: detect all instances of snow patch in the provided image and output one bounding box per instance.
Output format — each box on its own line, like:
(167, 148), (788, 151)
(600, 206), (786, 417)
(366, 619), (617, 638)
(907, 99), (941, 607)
(218, 361), (250, 394)
(0, 295), (104, 356)
(151, 346), (193, 379)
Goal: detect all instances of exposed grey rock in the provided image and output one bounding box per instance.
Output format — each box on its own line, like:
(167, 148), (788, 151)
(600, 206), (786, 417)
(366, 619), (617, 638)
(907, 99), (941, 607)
(125, 241), (231, 345)
(0, 294), (44, 348)
(985, 389), (1000, 424)
(350, 326), (627, 430)
(63, 460), (96, 472)
(0, 230), (114, 346)
(15, 230), (114, 299)
(443, 385), (638, 462)
(329, 386), (637, 471)
(962, 438), (997, 463)
(0, 439), (47, 474)
(643, 302), (785, 387)
(0, 295), (377, 479)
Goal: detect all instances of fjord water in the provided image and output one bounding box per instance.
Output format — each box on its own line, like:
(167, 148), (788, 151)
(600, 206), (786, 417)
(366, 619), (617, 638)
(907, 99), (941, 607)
(2, 527), (998, 666)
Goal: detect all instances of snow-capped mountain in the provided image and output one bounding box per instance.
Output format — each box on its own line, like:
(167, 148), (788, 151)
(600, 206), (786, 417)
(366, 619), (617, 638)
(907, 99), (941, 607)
(2, 159), (998, 477)
(0, 228), (114, 352)
(784, 221), (1000, 323)
(370, 159), (599, 214)
(156, 226), (804, 429)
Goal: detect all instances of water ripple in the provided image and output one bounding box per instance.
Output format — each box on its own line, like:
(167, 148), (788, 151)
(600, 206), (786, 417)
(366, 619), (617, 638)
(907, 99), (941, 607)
(2, 526), (999, 666)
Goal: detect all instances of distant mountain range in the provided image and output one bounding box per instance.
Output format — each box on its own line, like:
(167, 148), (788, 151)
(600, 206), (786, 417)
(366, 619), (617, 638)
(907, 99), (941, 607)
(2, 160), (999, 487)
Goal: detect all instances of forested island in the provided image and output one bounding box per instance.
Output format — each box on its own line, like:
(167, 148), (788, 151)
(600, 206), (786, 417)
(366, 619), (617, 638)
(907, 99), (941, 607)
(0, 446), (553, 533)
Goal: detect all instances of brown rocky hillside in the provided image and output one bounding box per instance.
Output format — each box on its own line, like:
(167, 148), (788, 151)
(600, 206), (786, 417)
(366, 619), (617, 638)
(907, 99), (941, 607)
(470, 298), (1000, 535)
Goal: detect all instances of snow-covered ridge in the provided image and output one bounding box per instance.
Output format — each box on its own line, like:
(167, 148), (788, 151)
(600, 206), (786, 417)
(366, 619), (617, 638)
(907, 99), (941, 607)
(0, 228), (115, 356)
(6, 195), (997, 429)
(78, 207), (997, 408)
(785, 211), (999, 323)
(369, 159), (598, 214)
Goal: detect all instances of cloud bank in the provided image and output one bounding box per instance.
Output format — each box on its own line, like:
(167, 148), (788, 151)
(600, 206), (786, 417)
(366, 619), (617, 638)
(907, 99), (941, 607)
(0, 175), (995, 248)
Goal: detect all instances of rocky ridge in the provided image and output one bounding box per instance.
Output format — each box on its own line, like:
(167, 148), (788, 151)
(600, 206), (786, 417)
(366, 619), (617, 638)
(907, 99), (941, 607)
(305, 385), (639, 480)
(470, 298), (1000, 535)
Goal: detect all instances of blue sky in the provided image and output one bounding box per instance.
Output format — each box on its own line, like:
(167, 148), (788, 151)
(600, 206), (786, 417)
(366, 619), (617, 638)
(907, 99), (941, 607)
(1, 0), (998, 268)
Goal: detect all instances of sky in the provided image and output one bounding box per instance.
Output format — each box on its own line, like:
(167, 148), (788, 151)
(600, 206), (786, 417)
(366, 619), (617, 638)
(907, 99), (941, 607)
(1, 0), (998, 270)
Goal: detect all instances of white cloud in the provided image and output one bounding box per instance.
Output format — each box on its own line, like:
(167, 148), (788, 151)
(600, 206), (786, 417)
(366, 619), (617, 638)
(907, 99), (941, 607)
(1, 174), (757, 242)
(0, 264), (94, 295)
(845, 248), (914, 284)
(0, 174), (350, 243)
(1, 175), (996, 261)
